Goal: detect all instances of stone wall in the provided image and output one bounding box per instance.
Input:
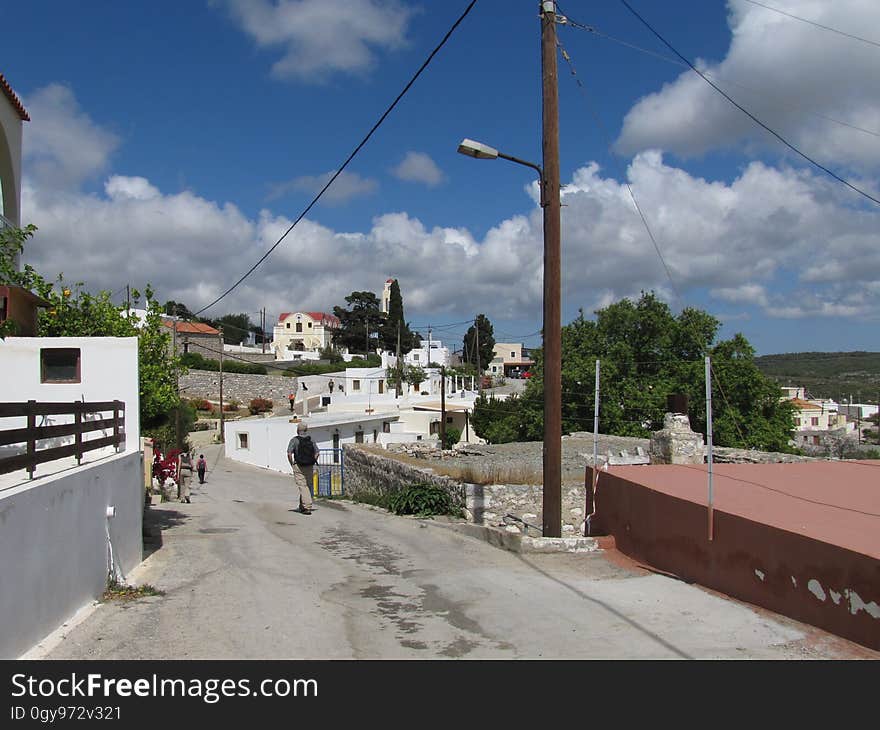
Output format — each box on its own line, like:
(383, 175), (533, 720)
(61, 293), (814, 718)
(343, 445), (588, 536)
(180, 371), (297, 408)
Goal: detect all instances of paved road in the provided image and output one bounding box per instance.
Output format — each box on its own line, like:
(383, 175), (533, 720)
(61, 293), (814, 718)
(31, 445), (876, 660)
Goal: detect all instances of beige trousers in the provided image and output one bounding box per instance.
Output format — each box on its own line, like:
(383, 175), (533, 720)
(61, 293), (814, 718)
(292, 464), (314, 510)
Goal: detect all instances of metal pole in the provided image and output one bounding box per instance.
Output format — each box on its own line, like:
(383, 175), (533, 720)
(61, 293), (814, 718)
(705, 356), (714, 541)
(592, 359), (600, 490)
(219, 328), (225, 443)
(440, 366), (447, 451)
(541, 0), (562, 538)
(397, 322), (402, 399)
(475, 318), (482, 395)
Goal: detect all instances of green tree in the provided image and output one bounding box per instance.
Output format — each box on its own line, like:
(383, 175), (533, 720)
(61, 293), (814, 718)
(378, 279), (420, 355)
(463, 314), (495, 372)
(1, 224), (42, 338)
(475, 292), (796, 450)
(163, 300), (193, 319)
(333, 291), (382, 355)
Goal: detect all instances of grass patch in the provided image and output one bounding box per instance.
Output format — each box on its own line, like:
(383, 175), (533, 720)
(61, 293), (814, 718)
(389, 483), (463, 518)
(101, 578), (165, 602)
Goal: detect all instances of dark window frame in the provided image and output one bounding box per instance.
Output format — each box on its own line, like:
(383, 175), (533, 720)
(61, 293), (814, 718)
(40, 348), (81, 384)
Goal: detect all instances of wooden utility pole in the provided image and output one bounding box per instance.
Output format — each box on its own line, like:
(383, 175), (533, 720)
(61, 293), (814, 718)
(173, 322), (181, 448)
(218, 327), (225, 443)
(440, 366), (447, 451)
(541, 0), (562, 537)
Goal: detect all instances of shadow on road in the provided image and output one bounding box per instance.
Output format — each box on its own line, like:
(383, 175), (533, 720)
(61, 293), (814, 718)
(142, 506), (190, 560)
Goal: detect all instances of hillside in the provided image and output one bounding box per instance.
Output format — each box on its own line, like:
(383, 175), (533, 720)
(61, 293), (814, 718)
(755, 352), (880, 404)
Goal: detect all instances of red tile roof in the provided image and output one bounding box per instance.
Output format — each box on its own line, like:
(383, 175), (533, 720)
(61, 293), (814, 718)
(278, 311), (340, 327)
(0, 74), (30, 121)
(162, 320), (220, 335)
(789, 398), (822, 410)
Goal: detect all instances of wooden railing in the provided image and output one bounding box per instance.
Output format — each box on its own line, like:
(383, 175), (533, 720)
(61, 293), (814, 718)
(0, 401), (125, 478)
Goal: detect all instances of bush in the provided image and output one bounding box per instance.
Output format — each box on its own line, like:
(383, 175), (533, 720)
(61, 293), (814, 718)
(442, 426), (461, 450)
(189, 398), (212, 412)
(223, 399), (240, 412)
(249, 397), (273, 415)
(180, 352), (267, 375)
(388, 483), (462, 518)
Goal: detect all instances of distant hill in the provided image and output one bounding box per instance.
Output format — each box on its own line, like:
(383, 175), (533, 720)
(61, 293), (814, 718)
(755, 351), (880, 404)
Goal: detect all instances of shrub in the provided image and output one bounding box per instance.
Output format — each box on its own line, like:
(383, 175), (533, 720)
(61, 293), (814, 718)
(388, 482), (462, 518)
(249, 397), (273, 415)
(442, 426), (461, 450)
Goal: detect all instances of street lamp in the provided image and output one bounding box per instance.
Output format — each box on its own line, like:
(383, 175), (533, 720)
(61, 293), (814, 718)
(457, 136), (562, 538)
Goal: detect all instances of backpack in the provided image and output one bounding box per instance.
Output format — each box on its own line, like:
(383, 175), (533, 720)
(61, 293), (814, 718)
(293, 435), (317, 466)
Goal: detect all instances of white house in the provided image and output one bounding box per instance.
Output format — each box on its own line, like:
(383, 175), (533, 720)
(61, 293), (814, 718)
(404, 338), (451, 368)
(0, 336), (143, 658)
(273, 311), (340, 359)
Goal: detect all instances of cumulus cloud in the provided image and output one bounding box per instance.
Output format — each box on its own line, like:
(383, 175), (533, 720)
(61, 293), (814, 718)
(218, 0), (413, 82)
(267, 170), (378, 205)
(391, 151), (445, 186)
(17, 85), (880, 332)
(615, 0), (880, 173)
(22, 84), (120, 191)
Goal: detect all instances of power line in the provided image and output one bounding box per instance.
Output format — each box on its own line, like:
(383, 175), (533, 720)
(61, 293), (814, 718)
(559, 16), (880, 140)
(556, 34), (684, 308)
(740, 0), (880, 50)
(193, 0), (479, 317)
(616, 0), (880, 207)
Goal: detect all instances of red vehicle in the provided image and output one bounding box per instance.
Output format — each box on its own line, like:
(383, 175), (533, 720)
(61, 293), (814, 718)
(522, 370), (534, 379)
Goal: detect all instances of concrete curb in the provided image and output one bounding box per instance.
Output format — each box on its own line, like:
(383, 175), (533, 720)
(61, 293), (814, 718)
(422, 518), (600, 554)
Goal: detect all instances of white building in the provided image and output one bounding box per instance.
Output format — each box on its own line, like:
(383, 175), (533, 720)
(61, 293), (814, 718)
(489, 342), (533, 377)
(273, 311), (340, 359)
(404, 338), (450, 368)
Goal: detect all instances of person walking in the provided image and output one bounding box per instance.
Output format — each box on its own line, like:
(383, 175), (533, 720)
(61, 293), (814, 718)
(196, 454), (207, 484)
(328, 380), (334, 394)
(286, 423), (319, 515)
(177, 451), (193, 504)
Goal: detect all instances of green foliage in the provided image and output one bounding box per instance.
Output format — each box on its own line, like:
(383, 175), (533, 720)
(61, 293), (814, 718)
(473, 292), (796, 450)
(442, 426), (461, 449)
(463, 314), (495, 372)
(378, 279), (420, 354)
(755, 351), (880, 405)
(282, 354), (379, 376)
(141, 399), (196, 452)
(0, 224), (42, 337)
(179, 351), (266, 374)
(249, 397), (273, 414)
(319, 344), (345, 363)
(333, 290), (383, 355)
(388, 483), (462, 517)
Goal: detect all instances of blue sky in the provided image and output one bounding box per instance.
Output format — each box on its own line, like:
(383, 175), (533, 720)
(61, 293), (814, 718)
(3, 0), (879, 355)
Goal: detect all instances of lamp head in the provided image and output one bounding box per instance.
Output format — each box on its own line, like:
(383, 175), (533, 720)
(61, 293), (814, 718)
(457, 138), (499, 160)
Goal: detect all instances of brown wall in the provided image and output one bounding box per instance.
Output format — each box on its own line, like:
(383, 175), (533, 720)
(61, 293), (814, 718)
(589, 467), (880, 651)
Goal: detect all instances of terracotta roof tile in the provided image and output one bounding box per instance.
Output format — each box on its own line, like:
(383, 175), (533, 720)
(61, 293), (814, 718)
(0, 74), (30, 121)
(162, 320), (220, 335)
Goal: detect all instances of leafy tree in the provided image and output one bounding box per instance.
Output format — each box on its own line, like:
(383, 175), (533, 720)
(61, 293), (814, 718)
(333, 291), (383, 355)
(1, 224), (41, 338)
(205, 313), (252, 345)
(463, 314), (495, 372)
(378, 279), (420, 355)
(474, 292), (796, 450)
(163, 300), (193, 319)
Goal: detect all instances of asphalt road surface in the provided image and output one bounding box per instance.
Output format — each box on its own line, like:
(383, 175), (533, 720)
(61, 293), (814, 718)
(31, 444), (876, 660)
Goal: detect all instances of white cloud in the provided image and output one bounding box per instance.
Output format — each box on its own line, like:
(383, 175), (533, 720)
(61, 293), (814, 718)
(616, 0), (880, 173)
(391, 151), (445, 186)
(17, 85), (880, 331)
(22, 84), (120, 191)
(267, 170), (378, 205)
(219, 0), (413, 82)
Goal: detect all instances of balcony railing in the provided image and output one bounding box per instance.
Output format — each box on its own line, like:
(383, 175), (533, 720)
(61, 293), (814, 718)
(0, 213), (14, 230)
(0, 400), (126, 478)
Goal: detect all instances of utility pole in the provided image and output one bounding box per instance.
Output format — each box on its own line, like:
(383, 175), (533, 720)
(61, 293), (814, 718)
(218, 327), (225, 444)
(125, 284), (131, 313)
(540, 0), (562, 538)
(173, 322), (181, 448)
(440, 365), (447, 451)
(261, 307), (266, 354)
(427, 326), (432, 367)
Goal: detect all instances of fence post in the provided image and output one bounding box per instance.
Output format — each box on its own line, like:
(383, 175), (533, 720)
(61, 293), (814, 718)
(113, 401), (122, 451)
(27, 400), (36, 479)
(74, 401), (83, 465)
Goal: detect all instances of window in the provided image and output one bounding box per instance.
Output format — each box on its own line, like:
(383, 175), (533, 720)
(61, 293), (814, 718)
(286, 322), (290, 329)
(373, 430), (378, 443)
(378, 380), (384, 394)
(332, 433), (340, 463)
(296, 323), (303, 333)
(413, 353), (419, 361)
(382, 421), (390, 433)
(353, 380), (361, 392)
(355, 431), (364, 444)
(510, 351), (515, 358)
(794, 418), (801, 427)
(430, 421), (439, 435)
(308, 322), (312, 328)
(811, 417), (819, 426)
(237, 432), (249, 450)
(447, 416), (453, 423)
(40, 348), (81, 383)
(812, 435), (820, 445)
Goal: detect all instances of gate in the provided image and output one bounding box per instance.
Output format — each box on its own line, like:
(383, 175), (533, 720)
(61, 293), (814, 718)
(312, 448), (344, 497)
